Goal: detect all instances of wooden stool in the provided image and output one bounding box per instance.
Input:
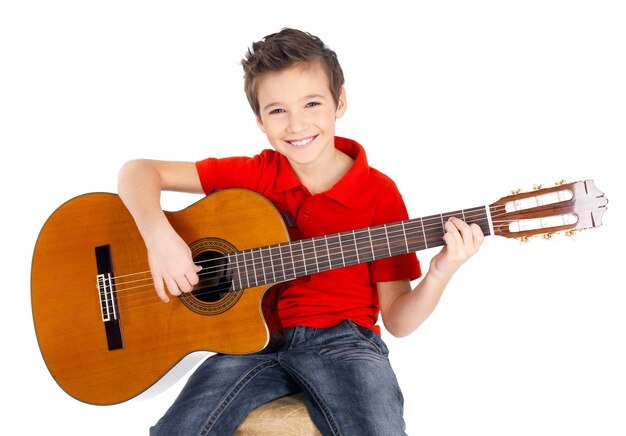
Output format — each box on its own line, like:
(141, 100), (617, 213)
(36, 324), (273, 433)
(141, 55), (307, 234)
(235, 393), (321, 435)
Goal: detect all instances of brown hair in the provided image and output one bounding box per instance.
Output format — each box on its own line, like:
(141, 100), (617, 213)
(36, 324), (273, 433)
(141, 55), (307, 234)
(242, 28), (345, 117)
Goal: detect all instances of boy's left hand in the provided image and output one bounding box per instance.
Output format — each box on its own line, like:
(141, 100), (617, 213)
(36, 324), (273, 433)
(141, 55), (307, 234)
(429, 217), (484, 280)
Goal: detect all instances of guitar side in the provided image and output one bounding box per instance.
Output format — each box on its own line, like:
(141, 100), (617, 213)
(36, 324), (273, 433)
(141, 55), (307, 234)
(31, 189), (290, 405)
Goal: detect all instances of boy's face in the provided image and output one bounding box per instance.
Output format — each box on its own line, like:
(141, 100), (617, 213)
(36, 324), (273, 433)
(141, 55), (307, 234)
(255, 61), (347, 170)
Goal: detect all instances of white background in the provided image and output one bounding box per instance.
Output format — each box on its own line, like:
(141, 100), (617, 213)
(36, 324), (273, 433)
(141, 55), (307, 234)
(1, 1), (624, 434)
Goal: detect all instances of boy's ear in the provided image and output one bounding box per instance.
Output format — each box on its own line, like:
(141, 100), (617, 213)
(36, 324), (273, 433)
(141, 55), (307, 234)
(335, 86), (347, 118)
(256, 115), (266, 133)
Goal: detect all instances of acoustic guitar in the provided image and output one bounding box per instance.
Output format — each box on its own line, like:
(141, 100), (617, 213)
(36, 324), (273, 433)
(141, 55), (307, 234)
(31, 180), (607, 405)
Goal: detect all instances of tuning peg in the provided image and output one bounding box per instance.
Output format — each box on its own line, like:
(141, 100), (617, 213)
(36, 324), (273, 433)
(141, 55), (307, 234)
(565, 230), (577, 237)
(533, 184), (543, 191)
(542, 233), (554, 240)
(555, 179), (566, 186)
(515, 236), (531, 243)
(511, 188), (523, 195)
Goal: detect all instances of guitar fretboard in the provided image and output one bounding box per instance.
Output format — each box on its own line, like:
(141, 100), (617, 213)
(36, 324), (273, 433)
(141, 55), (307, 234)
(225, 206), (491, 291)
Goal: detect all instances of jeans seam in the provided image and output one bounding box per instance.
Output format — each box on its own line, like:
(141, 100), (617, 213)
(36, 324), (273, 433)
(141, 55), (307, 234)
(280, 360), (343, 436)
(198, 360), (278, 435)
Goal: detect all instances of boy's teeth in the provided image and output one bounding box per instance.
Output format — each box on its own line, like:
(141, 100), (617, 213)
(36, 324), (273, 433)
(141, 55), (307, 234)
(289, 136), (314, 146)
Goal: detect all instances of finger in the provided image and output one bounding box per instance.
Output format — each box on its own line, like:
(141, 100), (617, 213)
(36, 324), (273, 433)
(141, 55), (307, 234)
(152, 274), (170, 303)
(178, 276), (194, 294)
(186, 268), (200, 287)
(165, 278), (182, 297)
(443, 219), (463, 249)
(470, 223), (485, 247)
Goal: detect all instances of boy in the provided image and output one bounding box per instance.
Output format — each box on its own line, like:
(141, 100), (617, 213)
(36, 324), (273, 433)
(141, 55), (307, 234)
(118, 28), (483, 435)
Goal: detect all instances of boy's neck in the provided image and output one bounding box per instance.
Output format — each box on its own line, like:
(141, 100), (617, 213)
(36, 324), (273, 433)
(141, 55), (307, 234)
(290, 148), (354, 196)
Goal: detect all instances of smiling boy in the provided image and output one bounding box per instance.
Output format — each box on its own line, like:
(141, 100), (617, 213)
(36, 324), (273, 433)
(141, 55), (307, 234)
(118, 28), (483, 435)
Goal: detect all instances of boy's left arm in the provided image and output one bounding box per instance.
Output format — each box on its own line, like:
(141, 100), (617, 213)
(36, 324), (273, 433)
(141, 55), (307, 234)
(377, 217), (484, 337)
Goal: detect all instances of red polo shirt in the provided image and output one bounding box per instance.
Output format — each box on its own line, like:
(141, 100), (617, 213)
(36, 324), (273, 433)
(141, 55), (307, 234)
(195, 136), (421, 334)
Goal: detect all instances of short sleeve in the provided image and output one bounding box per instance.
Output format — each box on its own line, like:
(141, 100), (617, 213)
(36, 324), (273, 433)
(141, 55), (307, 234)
(195, 151), (274, 194)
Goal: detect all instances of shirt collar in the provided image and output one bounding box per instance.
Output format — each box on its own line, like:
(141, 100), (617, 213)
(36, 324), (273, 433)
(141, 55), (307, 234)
(274, 136), (370, 208)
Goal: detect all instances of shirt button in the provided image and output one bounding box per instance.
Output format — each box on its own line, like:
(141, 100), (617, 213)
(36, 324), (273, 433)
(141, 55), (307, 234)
(303, 210), (311, 218)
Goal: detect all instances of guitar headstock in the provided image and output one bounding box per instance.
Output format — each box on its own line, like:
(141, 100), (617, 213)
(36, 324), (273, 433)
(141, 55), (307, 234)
(489, 180), (608, 240)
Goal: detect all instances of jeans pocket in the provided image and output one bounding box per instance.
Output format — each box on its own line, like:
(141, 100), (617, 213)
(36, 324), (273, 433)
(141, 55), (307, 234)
(344, 320), (390, 357)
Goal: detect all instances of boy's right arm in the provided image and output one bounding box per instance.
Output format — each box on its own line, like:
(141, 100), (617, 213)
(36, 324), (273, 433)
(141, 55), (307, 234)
(117, 159), (204, 302)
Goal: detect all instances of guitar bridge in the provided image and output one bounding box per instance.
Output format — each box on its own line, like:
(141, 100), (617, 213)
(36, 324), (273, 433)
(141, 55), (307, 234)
(95, 245), (123, 351)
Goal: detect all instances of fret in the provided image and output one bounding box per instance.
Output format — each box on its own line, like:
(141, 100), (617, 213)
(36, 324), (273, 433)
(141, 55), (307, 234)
(314, 236), (331, 272)
(384, 224), (392, 257)
(368, 226), (387, 260)
(250, 248), (259, 287)
(386, 222), (411, 257)
(285, 242), (297, 280)
(231, 205), (489, 288)
(241, 250), (251, 289)
(326, 233), (344, 269)
(401, 221), (409, 253)
(355, 229), (374, 263)
(301, 239), (314, 275)
(402, 219), (427, 252)
(339, 232), (353, 265)
(368, 228), (375, 259)
(268, 244), (277, 282)
(277, 243), (287, 282)
(311, 237), (319, 272)
(424, 213), (446, 249)
(352, 230), (361, 263)
(260, 247), (268, 284)
(292, 240), (306, 278)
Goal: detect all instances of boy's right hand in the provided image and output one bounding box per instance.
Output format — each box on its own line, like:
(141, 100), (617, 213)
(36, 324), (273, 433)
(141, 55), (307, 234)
(146, 227), (202, 303)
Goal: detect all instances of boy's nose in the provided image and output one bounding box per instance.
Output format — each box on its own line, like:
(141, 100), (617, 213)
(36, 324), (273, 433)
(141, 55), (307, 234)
(286, 112), (308, 134)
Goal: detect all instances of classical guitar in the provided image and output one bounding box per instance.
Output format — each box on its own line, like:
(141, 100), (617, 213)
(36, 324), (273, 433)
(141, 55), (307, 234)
(31, 180), (607, 405)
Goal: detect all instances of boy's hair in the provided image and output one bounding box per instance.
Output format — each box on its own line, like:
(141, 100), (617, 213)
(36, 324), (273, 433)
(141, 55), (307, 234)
(242, 28), (345, 117)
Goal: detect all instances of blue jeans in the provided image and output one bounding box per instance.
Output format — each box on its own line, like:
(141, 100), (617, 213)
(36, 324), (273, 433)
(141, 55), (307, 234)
(150, 320), (406, 435)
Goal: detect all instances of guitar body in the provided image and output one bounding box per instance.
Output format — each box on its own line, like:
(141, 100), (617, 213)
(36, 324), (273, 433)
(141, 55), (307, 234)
(31, 189), (289, 405)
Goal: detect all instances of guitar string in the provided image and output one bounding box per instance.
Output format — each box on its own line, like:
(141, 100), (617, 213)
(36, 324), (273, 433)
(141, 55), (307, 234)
(109, 222), (521, 315)
(104, 206), (511, 301)
(98, 191), (568, 293)
(104, 223), (560, 313)
(101, 208), (519, 310)
(108, 206), (497, 290)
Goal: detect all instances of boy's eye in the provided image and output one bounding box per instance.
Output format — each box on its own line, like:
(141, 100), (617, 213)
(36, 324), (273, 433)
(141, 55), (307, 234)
(269, 108), (285, 115)
(306, 101), (320, 108)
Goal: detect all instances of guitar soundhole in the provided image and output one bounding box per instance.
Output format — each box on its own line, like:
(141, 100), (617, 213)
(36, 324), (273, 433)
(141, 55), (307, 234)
(179, 238), (242, 316)
(192, 250), (232, 303)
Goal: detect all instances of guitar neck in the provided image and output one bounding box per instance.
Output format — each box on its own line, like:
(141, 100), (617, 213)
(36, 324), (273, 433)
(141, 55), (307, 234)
(228, 205), (492, 290)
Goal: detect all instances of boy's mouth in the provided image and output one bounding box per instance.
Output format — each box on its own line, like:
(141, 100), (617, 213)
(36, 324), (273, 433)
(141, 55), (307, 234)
(286, 135), (318, 148)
